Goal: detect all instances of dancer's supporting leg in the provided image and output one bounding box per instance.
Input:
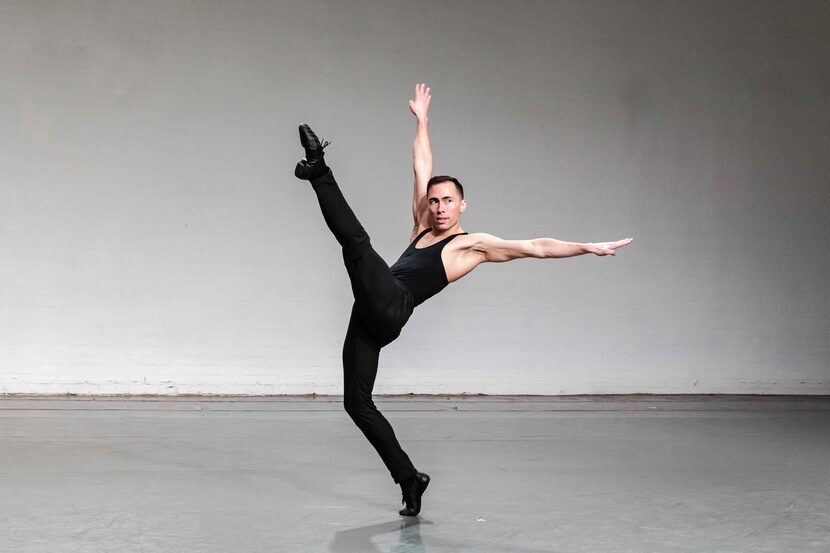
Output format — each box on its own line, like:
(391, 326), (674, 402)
(342, 305), (417, 483)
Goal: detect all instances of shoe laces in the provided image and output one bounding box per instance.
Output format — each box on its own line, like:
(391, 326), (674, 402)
(321, 139), (331, 149)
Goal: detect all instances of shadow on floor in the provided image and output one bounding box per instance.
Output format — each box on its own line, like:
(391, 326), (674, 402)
(329, 517), (559, 553)
(330, 517), (431, 553)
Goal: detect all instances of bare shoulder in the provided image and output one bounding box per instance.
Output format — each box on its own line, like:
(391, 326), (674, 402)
(442, 233), (490, 269)
(446, 232), (496, 252)
(442, 234), (487, 282)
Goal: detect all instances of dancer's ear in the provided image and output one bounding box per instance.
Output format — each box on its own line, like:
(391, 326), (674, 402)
(459, 199), (467, 213)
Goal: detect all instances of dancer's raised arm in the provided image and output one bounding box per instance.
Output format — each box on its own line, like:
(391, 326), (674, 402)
(409, 83), (432, 238)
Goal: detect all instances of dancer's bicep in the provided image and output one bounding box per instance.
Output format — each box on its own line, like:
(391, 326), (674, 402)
(471, 233), (537, 263)
(411, 176), (429, 227)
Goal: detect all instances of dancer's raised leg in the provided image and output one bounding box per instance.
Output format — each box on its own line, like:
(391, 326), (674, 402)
(295, 124), (411, 335)
(296, 125), (370, 262)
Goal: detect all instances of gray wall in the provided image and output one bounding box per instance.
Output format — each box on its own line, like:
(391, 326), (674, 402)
(1, 0), (828, 394)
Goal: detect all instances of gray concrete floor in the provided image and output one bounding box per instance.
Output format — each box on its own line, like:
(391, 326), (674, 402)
(1, 396), (829, 553)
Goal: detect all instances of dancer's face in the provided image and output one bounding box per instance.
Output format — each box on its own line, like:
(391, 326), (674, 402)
(427, 181), (466, 231)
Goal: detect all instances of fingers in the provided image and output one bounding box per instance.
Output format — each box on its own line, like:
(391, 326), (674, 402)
(594, 238), (633, 256)
(410, 84), (432, 116)
(414, 83), (431, 100)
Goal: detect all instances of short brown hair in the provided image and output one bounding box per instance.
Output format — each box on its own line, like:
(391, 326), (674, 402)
(427, 175), (464, 199)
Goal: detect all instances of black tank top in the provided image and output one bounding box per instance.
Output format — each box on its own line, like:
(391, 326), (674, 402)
(390, 228), (468, 307)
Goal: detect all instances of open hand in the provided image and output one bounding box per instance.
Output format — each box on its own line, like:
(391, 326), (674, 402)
(587, 237), (633, 256)
(408, 83), (431, 119)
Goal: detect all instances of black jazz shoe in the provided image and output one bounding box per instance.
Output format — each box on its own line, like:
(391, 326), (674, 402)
(294, 124), (330, 180)
(399, 472), (430, 516)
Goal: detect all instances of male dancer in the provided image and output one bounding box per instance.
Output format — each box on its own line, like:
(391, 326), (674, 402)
(294, 84), (632, 516)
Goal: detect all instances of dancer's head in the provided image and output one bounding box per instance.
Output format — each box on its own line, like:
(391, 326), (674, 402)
(427, 176), (466, 231)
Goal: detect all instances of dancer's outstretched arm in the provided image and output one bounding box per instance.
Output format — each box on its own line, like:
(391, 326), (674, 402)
(444, 234), (633, 282)
(409, 83), (432, 238)
(471, 234), (634, 262)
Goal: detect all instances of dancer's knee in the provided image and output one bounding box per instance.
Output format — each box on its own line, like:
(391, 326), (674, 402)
(344, 392), (377, 422)
(342, 232), (372, 264)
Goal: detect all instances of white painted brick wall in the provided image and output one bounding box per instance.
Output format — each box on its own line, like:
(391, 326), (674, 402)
(1, 0), (828, 395)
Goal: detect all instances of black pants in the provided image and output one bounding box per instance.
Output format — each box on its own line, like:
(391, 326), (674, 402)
(311, 169), (417, 484)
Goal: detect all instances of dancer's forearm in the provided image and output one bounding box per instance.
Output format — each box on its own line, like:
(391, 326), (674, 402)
(413, 117), (432, 182)
(530, 238), (634, 258)
(530, 238), (590, 259)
